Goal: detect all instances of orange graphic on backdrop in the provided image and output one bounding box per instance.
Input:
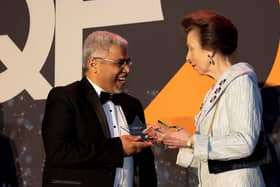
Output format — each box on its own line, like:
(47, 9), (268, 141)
(145, 62), (214, 133)
(145, 42), (280, 133)
(265, 41), (280, 87)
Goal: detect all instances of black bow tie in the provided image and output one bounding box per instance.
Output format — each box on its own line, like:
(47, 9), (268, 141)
(99, 91), (121, 105)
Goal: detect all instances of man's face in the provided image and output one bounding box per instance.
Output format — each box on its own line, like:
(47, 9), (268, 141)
(94, 45), (131, 93)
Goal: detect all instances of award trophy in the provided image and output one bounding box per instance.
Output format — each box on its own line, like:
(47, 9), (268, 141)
(127, 116), (148, 141)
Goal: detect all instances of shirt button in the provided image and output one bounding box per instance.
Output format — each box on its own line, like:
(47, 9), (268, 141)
(109, 109), (112, 112)
(113, 125), (116, 128)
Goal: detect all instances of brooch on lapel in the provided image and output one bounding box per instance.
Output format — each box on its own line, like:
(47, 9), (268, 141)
(209, 79), (227, 103)
(200, 78), (227, 110)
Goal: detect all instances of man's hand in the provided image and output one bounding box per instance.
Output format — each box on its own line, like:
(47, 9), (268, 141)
(120, 135), (153, 156)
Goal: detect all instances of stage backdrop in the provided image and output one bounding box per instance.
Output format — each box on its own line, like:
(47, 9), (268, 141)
(0, 0), (280, 186)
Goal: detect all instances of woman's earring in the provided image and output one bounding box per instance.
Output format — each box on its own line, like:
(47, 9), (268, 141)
(208, 53), (215, 65)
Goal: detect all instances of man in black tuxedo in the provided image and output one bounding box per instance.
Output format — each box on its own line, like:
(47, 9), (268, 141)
(42, 31), (157, 187)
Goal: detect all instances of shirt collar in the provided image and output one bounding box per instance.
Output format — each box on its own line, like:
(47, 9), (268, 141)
(86, 77), (103, 97)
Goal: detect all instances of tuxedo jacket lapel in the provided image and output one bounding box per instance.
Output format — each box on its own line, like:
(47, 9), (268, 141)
(81, 78), (111, 138)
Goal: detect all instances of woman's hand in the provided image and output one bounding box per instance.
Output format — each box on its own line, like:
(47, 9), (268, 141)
(162, 129), (192, 149)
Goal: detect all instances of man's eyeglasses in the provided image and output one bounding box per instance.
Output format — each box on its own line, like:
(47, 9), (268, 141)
(93, 57), (132, 67)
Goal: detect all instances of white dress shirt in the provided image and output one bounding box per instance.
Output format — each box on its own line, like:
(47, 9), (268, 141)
(87, 78), (134, 187)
